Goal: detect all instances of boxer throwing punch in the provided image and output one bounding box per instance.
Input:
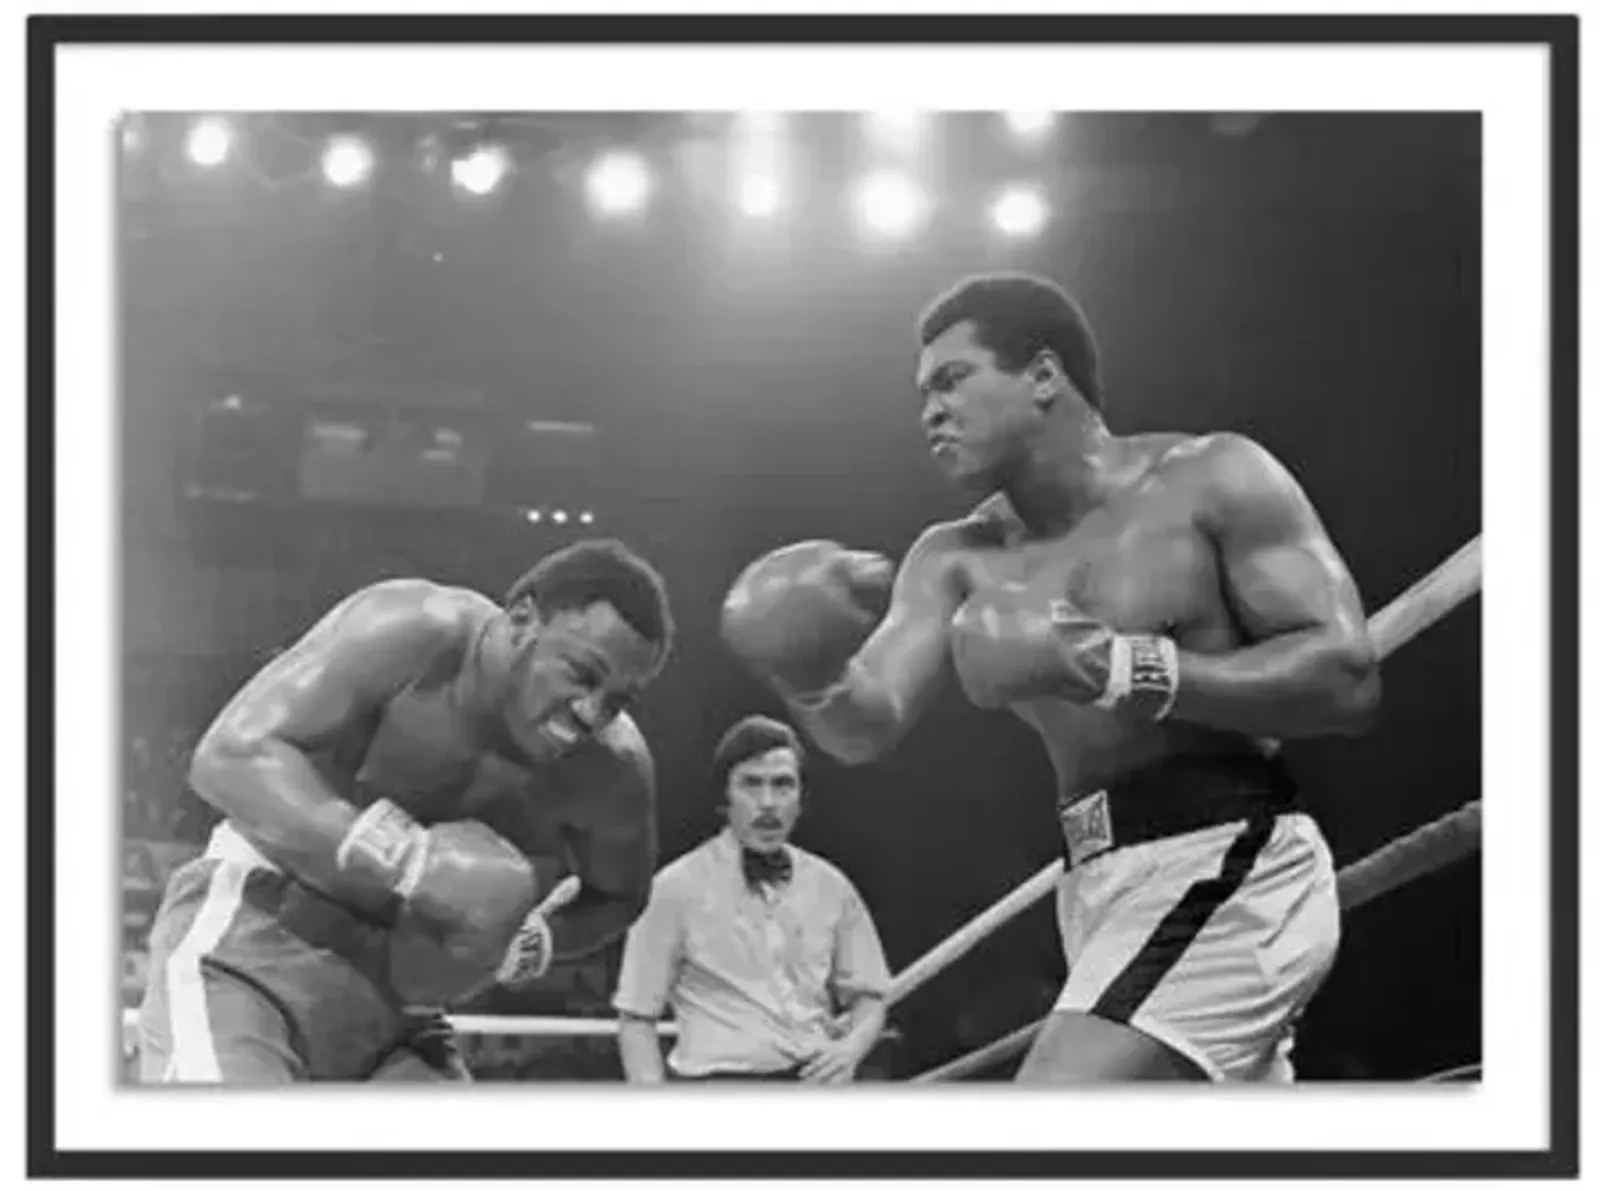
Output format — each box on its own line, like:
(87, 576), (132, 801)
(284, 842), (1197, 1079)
(137, 540), (673, 1083)
(723, 273), (1379, 1083)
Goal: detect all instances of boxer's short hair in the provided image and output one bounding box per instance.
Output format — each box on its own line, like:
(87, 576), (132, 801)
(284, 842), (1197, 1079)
(505, 539), (675, 664)
(917, 272), (1104, 412)
(712, 715), (804, 803)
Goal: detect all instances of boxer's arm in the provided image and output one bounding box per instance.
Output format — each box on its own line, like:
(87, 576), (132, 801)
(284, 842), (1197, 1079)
(188, 582), (458, 914)
(789, 525), (963, 765)
(1168, 433), (1380, 737)
(545, 728), (658, 961)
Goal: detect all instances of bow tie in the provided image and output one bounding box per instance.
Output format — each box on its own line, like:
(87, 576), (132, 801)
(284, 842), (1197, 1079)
(741, 846), (793, 892)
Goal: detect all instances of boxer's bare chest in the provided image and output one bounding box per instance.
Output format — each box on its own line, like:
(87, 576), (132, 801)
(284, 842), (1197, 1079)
(956, 475), (1225, 641)
(951, 444), (1243, 790)
(307, 679), (574, 851)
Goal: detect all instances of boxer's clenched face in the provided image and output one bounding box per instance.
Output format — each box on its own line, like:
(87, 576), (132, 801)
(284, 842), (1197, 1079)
(725, 747), (802, 854)
(499, 598), (660, 761)
(916, 319), (1057, 493)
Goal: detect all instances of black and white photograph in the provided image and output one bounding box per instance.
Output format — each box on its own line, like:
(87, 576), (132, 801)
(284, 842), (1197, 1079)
(31, 13), (1576, 1180)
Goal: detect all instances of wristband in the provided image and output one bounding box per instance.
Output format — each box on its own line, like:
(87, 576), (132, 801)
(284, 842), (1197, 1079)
(495, 909), (554, 987)
(1091, 634), (1180, 722)
(336, 799), (430, 899)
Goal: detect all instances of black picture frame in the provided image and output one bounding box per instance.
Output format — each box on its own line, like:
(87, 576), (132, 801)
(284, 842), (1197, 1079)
(27, 12), (1578, 1180)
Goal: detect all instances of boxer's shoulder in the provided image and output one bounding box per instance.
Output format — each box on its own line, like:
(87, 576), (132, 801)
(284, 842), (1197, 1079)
(909, 512), (993, 563)
(1139, 430), (1277, 486)
(1146, 432), (1302, 527)
(375, 578), (496, 630)
(341, 579), (490, 645)
(951, 495), (1031, 553)
(336, 580), (494, 675)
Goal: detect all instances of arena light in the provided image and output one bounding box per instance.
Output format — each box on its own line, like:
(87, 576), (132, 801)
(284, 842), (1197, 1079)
(854, 170), (929, 238)
(522, 509), (544, 524)
(989, 186), (1050, 238)
(730, 112), (788, 220)
(321, 135), (375, 189)
(736, 173), (782, 218)
(185, 117), (234, 168)
(451, 145), (510, 197)
(551, 509), (570, 525)
(1003, 111), (1058, 142)
(585, 151), (653, 216)
(578, 510), (596, 526)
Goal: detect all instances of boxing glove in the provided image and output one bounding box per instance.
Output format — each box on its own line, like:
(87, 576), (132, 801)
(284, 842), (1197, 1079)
(950, 585), (1179, 719)
(337, 801), (540, 1006)
(721, 540), (894, 698)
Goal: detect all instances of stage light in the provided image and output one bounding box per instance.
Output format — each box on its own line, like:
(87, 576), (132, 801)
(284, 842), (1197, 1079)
(730, 112), (787, 219)
(579, 511), (596, 525)
(854, 171), (929, 237)
(321, 135), (375, 188)
(989, 186), (1050, 238)
(185, 117), (234, 168)
(737, 174), (782, 218)
(451, 145), (510, 196)
(551, 509), (570, 525)
(586, 151), (653, 216)
(523, 509), (544, 524)
(1003, 111), (1058, 142)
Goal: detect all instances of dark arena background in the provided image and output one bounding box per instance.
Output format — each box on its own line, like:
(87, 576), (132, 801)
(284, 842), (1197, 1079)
(117, 111), (1481, 1083)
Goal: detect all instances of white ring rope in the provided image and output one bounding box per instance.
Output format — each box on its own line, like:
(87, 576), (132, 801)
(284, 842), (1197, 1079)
(117, 1010), (675, 1043)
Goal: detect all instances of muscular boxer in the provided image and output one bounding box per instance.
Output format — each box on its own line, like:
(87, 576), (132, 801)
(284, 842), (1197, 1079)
(137, 538), (674, 1083)
(723, 273), (1379, 1083)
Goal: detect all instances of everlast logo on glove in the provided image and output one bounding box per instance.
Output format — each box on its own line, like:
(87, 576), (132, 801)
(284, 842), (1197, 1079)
(1089, 631), (1180, 722)
(1124, 635), (1180, 721)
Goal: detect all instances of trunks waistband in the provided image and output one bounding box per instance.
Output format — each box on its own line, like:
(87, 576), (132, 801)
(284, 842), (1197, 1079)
(1057, 750), (1300, 870)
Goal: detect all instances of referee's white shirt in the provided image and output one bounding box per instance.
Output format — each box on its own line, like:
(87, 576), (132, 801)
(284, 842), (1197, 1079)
(613, 829), (889, 1076)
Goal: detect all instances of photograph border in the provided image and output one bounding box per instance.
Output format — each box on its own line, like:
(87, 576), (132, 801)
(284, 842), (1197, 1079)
(28, 12), (1578, 1181)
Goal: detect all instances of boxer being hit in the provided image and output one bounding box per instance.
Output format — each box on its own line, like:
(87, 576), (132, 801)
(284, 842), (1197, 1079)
(722, 273), (1379, 1083)
(137, 539), (673, 1083)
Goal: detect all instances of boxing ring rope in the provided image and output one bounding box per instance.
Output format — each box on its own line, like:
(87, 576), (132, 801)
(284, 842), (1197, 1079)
(120, 536), (1484, 1075)
(909, 535), (1483, 1083)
